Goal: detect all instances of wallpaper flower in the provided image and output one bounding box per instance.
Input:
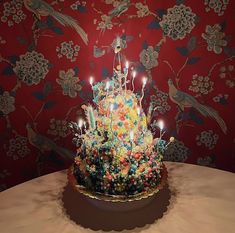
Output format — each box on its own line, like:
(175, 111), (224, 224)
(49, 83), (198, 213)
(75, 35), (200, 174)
(0, 0), (235, 191)
(0, 91), (15, 115)
(159, 4), (196, 40)
(202, 24), (227, 54)
(56, 68), (82, 97)
(140, 46), (159, 69)
(13, 51), (49, 85)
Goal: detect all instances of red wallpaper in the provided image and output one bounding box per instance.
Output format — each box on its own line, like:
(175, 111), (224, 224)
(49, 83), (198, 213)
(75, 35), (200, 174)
(0, 0), (235, 191)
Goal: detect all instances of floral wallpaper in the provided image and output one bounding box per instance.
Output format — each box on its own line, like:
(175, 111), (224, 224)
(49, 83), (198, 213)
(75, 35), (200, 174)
(0, 0), (235, 191)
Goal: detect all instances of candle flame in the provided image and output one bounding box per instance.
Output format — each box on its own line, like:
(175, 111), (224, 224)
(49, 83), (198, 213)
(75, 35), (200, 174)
(137, 107), (141, 116)
(158, 120), (164, 131)
(125, 61), (129, 69)
(78, 119), (83, 128)
(132, 70), (136, 78)
(89, 76), (94, 85)
(142, 77), (147, 86)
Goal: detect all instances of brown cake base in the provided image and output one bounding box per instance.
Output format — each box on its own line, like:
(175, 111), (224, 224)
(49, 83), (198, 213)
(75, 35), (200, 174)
(67, 163), (167, 211)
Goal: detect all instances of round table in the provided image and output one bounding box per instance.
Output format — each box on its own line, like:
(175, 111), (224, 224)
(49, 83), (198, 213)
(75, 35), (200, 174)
(0, 162), (235, 233)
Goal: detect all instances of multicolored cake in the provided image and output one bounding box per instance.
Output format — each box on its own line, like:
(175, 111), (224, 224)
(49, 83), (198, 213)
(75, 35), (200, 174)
(70, 37), (169, 197)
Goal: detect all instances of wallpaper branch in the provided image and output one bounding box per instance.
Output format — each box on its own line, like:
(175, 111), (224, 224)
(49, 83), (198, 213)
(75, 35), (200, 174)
(0, 0), (235, 191)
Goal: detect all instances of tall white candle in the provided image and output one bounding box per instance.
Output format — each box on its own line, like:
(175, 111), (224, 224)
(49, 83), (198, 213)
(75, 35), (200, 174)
(124, 61), (129, 93)
(132, 70), (136, 92)
(140, 77), (147, 109)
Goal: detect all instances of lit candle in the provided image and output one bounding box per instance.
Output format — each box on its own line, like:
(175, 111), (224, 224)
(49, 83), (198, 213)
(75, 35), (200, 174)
(89, 76), (94, 98)
(78, 118), (83, 135)
(132, 70), (136, 92)
(140, 77), (147, 109)
(158, 120), (164, 139)
(124, 61), (129, 93)
(89, 76), (94, 86)
(142, 77), (147, 87)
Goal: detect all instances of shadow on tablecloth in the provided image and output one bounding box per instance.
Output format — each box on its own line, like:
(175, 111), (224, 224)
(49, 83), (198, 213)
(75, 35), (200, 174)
(61, 183), (174, 231)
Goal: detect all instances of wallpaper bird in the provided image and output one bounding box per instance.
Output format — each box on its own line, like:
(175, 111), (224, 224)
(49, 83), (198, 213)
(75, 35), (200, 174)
(23, 0), (88, 45)
(108, 0), (130, 18)
(168, 79), (227, 134)
(26, 123), (74, 160)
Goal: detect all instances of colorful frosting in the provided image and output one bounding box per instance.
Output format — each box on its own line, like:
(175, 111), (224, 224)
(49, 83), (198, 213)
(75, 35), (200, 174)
(72, 77), (164, 196)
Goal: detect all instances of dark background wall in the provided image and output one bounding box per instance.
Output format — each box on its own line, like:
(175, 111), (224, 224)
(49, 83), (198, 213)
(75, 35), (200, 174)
(0, 0), (235, 191)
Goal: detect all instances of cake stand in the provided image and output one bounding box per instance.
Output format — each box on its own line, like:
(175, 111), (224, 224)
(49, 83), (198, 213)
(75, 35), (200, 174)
(67, 164), (167, 212)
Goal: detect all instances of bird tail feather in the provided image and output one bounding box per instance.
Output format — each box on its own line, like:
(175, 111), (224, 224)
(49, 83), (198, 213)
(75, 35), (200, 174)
(196, 103), (227, 134)
(51, 11), (88, 45)
(53, 145), (75, 160)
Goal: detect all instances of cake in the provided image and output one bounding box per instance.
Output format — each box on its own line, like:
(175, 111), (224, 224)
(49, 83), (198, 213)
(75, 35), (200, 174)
(70, 37), (170, 197)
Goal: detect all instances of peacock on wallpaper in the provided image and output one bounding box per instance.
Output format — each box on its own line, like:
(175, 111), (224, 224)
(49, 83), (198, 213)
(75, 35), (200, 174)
(0, 0), (235, 191)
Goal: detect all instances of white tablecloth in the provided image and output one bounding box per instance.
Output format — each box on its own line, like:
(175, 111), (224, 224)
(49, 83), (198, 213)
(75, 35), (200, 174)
(1, 162), (235, 233)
